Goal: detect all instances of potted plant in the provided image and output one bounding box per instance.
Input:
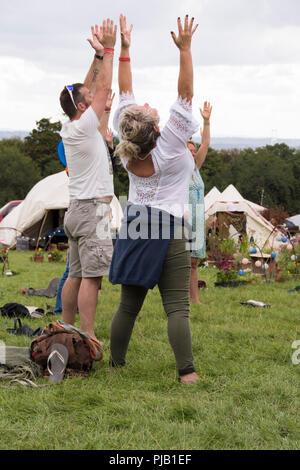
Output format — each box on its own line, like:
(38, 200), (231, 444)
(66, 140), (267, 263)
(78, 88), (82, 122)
(31, 249), (44, 262)
(48, 248), (63, 263)
(213, 252), (249, 287)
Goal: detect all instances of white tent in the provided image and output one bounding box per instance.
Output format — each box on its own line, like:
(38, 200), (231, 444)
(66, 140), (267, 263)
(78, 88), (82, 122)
(288, 214), (300, 228)
(205, 184), (265, 213)
(0, 171), (123, 247)
(205, 185), (282, 248)
(204, 186), (222, 211)
(220, 184), (265, 212)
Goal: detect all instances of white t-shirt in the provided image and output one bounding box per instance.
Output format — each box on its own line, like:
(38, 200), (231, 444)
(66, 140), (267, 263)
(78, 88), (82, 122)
(113, 93), (199, 218)
(61, 106), (114, 200)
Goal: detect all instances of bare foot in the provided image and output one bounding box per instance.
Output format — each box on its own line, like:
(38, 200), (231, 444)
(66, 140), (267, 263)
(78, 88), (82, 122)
(180, 372), (199, 384)
(191, 299), (201, 304)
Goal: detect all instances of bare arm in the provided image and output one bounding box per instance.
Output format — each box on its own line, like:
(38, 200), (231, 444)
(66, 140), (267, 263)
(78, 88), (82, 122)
(90, 19), (117, 120)
(171, 15), (198, 103)
(118, 14), (133, 94)
(84, 25), (104, 94)
(105, 127), (114, 150)
(194, 101), (212, 169)
(98, 90), (115, 137)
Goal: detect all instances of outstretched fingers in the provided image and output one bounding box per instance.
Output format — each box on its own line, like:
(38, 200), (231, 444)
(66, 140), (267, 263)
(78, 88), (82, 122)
(120, 13), (125, 30)
(192, 22), (198, 35)
(177, 16), (183, 34)
(120, 13), (132, 48)
(184, 14), (189, 31)
(170, 30), (177, 45)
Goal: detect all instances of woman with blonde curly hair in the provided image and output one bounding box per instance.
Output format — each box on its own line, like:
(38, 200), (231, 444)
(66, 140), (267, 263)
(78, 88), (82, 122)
(109, 14), (199, 384)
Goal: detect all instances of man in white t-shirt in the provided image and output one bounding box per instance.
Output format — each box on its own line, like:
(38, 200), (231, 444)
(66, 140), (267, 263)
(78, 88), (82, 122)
(58, 19), (116, 349)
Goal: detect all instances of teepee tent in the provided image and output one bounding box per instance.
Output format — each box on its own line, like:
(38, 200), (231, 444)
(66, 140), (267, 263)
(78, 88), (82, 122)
(204, 186), (222, 211)
(220, 184), (265, 212)
(0, 171), (123, 248)
(205, 185), (281, 248)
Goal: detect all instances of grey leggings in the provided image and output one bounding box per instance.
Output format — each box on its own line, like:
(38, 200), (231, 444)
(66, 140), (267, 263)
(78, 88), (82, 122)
(110, 235), (196, 376)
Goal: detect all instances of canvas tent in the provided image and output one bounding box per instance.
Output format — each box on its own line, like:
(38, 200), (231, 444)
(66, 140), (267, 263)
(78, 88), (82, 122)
(0, 171), (123, 248)
(205, 184), (281, 248)
(204, 186), (221, 211)
(288, 214), (300, 230)
(219, 184), (265, 212)
(205, 184), (265, 213)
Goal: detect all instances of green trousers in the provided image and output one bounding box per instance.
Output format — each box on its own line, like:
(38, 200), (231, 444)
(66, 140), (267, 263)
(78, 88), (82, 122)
(110, 234), (196, 376)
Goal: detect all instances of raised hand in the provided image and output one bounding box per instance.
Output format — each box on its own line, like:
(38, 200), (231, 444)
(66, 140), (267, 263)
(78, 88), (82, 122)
(171, 15), (198, 50)
(100, 18), (117, 50)
(105, 128), (114, 147)
(87, 25), (104, 55)
(106, 89), (115, 109)
(200, 101), (212, 122)
(120, 14), (133, 49)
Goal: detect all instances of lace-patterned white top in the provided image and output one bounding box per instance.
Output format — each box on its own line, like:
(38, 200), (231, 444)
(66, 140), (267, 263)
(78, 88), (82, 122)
(113, 93), (199, 217)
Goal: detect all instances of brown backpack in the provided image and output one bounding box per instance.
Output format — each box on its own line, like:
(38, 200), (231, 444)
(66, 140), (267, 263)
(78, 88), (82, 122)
(30, 322), (94, 376)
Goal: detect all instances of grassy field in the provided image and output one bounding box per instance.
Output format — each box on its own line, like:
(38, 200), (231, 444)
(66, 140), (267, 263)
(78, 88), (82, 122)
(0, 251), (299, 450)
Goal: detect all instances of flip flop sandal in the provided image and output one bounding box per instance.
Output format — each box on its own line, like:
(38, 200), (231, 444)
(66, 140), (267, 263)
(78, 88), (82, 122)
(6, 318), (35, 337)
(29, 308), (46, 319)
(47, 344), (69, 384)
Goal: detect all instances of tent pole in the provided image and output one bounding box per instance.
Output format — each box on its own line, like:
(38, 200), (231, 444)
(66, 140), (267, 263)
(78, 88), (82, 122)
(35, 211), (48, 253)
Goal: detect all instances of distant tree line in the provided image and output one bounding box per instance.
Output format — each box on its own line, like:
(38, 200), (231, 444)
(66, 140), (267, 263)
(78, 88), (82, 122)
(201, 143), (300, 216)
(0, 118), (62, 208)
(0, 118), (299, 216)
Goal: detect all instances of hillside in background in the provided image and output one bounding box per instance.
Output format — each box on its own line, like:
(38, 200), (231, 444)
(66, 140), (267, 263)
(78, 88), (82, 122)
(0, 130), (29, 140)
(194, 136), (300, 150)
(1, 129), (300, 150)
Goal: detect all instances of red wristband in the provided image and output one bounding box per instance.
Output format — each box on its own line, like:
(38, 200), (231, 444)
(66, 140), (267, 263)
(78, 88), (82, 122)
(104, 48), (114, 54)
(119, 57), (130, 62)
(104, 107), (111, 112)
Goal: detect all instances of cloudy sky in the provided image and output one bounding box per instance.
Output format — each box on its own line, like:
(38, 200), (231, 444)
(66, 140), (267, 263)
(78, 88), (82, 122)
(0, 0), (299, 138)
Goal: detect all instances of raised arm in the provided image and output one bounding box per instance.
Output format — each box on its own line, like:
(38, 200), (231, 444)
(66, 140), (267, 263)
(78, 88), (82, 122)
(118, 14), (133, 94)
(171, 15), (198, 103)
(89, 19), (117, 120)
(84, 25), (105, 95)
(98, 89), (115, 137)
(194, 101), (212, 169)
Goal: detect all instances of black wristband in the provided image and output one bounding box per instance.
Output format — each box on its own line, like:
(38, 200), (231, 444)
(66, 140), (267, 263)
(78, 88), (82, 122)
(95, 54), (103, 60)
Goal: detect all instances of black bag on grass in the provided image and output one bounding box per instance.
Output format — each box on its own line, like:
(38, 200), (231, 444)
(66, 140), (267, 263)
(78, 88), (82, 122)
(0, 303), (30, 318)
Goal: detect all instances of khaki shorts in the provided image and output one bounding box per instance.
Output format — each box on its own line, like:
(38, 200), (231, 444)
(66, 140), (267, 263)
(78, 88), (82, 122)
(64, 199), (113, 278)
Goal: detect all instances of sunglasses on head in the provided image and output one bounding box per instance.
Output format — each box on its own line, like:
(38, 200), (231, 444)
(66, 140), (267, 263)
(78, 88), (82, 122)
(65, 85), (77, 110)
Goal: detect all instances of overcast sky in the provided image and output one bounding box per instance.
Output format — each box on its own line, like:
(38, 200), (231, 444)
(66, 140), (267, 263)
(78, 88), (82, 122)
(0, 0), (299, 138)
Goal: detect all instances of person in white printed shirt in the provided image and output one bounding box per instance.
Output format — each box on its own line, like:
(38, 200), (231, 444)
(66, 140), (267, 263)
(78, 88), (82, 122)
(109, 14), (200, 384)
(59, 19), (116, 355)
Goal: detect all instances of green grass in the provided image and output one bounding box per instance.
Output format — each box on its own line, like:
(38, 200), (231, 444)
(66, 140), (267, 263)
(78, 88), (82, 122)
(0, 251), (299, 450)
